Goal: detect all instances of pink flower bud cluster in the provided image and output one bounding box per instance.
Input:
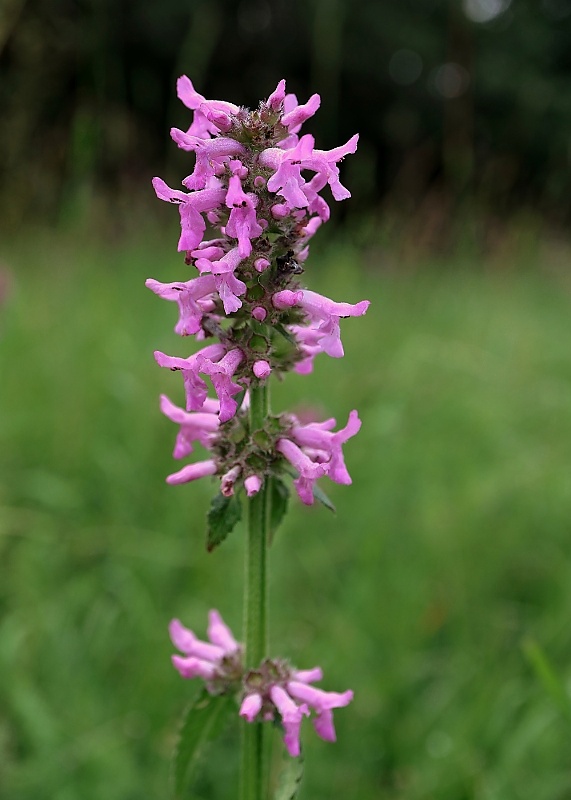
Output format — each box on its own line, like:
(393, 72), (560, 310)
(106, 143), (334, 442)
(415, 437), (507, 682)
(148, 78), (369, 506)
(170, 611), (353, 757)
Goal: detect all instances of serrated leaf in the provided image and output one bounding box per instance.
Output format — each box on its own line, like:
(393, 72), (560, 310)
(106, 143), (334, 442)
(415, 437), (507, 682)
(274, 751), (304, 800)
(269, 477), (289, 544)
(312, 483), (336, 513)
(206, 493), (242, 552)
(172, 688), (235, 799)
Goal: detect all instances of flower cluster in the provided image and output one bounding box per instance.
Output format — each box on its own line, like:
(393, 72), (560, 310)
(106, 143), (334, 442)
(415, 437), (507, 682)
(149, 77), (369, 505)
(159, 392), (362, 505)
(170, 611), (353, 757)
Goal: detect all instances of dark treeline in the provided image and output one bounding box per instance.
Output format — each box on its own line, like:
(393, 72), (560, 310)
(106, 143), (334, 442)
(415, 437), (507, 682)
(1, 0), (571, 228)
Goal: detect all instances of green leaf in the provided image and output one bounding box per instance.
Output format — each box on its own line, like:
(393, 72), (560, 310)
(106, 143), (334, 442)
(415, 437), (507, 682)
(274, 751), (304, 800)
(172, 688), (235, 799)
(269, 477), (289, 543)
(312, 483), (336, 513)
(206, 493), (242, 552)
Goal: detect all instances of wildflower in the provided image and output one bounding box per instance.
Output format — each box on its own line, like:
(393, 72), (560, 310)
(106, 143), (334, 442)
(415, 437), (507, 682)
(289, 410), (362, 486)
(169, 611), (353, 757)
(277, 410), (361, 503)
(154, 344), (226, 411)
(145, 275), (217, 336)
(170, 610), (242, 690)
(276, 438), (328, 505)
(149, 77), (368, 509)
(239, 658), (353, 757)
(160, 394), (219, 458)
(196, 348), (244, 423)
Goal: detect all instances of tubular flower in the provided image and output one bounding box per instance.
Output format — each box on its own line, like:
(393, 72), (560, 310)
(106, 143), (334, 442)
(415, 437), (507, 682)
(170, 610), (242, 692)
(149, 78), (368, 511)
(159, 393), (361, 504)
(239, 658), (353, 757)
(277, 410), (362, 504)
(169, 612), (353, 757)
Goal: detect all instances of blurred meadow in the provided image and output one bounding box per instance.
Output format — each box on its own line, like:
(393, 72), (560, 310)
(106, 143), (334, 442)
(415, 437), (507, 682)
(2, 1), (571, 799)
(2, 225), (571, 799)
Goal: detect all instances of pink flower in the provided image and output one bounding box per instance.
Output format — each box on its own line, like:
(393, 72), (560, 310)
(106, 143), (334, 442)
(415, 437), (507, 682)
(224, 175), (264, 257)
(221, 465), (241, 497)
(272, 289), (303, 310)
(269, 686), (309, 757)
(290, 410), (361, 485)
(160, 394), (219, 458)
(177, 75), (239, 138)
(196, 347), (245, 423)
(215, 271), (247, 314)
(171, 130), (245, 190)
(155, 345), (246, 422)
(239, 660), (354, 757)
(244, 475), (262, 497)
(267, 79), (286, 110)
(259, 131), (358, 208)
(166, 459), (218, 486)
(276, 438), (328, 505)
(154, 343), (226, 411)
(286, 681), (353, 743)
(252, 306), (267, 322)
(301, 135), (360, 201)
(145, 275), (217, 336)
(253, 360), (271, 379)
(276, 411), (361, 503)
(254, 258), (270, 273)
(152, 178), (225, 251)
(170, 610), (241, 685)
(169, 611), (354, 758)
(239, 692), (263, 721)
(292, 289), (370, 359)
(281, 92), (321, 133)
(159, 393), (224, 486)
(194, 246), (247, 314)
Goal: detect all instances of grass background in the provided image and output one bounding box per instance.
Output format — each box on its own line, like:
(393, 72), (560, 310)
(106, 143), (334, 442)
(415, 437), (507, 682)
(1, 224), (571, 799)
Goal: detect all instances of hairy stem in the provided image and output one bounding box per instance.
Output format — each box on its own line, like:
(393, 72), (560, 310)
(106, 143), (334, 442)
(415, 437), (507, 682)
(240, 381), (270, 800)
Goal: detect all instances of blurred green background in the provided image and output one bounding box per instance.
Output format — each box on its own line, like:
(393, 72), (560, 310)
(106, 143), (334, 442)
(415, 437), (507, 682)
(2, 1), (571, 799)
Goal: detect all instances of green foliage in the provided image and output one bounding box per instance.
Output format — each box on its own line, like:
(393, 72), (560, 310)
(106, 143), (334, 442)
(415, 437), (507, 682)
(207, 493), (242, 552)
(172, 688), (236, 799)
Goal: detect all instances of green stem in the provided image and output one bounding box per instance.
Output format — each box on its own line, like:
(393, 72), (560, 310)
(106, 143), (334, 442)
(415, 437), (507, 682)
(241, 381), (270, 800)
